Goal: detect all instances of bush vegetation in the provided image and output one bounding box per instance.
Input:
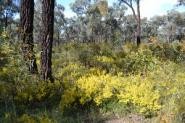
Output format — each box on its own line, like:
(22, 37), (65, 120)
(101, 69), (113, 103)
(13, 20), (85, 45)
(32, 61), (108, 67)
(1, 32), (185, 122)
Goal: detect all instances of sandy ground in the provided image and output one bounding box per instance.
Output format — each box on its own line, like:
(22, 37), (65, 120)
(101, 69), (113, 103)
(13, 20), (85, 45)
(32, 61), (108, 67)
(104, 114), (151, 123)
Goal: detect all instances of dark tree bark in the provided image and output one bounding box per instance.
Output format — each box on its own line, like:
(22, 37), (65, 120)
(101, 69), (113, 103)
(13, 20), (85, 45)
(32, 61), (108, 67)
(5, 13), (8, 30)
(41, 0), (55, 81)
(136, 0), (141, 46)
(20, 0), (38, 74)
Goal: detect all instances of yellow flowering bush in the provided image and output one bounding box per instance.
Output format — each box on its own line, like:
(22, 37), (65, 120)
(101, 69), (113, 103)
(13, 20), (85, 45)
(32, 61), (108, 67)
(95, 56), (114, 63)
(118, 76), (161, 114)
(92, 55), (118, 72)
(1, 31), (9, 40)
(60, 70), (161, 115)
(147, 62), (185, 117)
(56, 62), (88, 89)
(76, 72), (122, 105)
(60, 72), (122, 110)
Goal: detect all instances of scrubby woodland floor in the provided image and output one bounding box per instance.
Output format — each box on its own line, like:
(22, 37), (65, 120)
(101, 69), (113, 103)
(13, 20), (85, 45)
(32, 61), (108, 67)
(1, 39), (185, 122)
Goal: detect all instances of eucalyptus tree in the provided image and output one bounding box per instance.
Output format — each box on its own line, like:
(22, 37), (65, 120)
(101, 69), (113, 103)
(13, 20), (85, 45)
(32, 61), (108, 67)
(41, 0), (55, 81)
(141, 18), (151, 39)
(70, 0), (100, 42)
(122, 15), (137, 42)
(71, 0), (92, 16)
(150, 15), (166, 35)
(62, 18), (77, 42)
(152, 11), (185, 42)
(70, 0), (110, 42)
(33, 0), (42, 43)
(54, 4), (65, 45)
(0, 0), (19, 30)
(119, 0), (141, 46)
(141, 17), (163, 40)
(166, 10), (185, 42)
(20, 0), (38, 74)
(86, 5), (103, 42)
(34, 1), (65, 45)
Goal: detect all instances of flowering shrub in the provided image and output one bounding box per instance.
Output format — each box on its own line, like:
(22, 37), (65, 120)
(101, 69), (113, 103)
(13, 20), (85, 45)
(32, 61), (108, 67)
(2, 42), (185, 122)
(118, 76), (161, 115)
(95, 56), (114, 63)
(56, 62), (88, 90)
(76, 72), (122, 105)
(60, 71), (161, 115)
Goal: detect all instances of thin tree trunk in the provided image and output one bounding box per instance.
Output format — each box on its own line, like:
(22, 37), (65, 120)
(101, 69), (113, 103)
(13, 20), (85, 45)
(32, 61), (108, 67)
(58, 31), (60, 46)
(20, 0), (38, 74)
(120, 0), (141, 46)
(4, 13), (8, 30)
(41, 0), (55, 81)
(136, 0), (141, 46)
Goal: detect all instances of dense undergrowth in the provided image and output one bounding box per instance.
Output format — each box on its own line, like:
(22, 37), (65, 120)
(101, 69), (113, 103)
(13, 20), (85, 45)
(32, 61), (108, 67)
(1, 32), (185, 122)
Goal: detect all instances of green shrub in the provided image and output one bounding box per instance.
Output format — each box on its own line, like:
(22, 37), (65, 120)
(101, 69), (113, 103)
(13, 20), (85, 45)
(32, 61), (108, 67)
(116, 49), (160, 74)
(2, 41), (185, 122)
(149, 43), (185, 63)
(14, 80), (62, 108)
(17, 114), (37, 123)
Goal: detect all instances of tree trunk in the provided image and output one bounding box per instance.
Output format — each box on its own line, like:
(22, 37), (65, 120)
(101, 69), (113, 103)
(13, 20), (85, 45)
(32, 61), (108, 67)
(136, 0), (141, 46)
(120, 0), (141, 46)
(57, 30), (60, 46)
(4, 13), (8, 30)
(20, 0), (38, 74)
(41, 0), (55, 81)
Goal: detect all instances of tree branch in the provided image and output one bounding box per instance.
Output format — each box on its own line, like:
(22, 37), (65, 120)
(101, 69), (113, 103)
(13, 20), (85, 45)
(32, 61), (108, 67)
(120, 0), (138, 23)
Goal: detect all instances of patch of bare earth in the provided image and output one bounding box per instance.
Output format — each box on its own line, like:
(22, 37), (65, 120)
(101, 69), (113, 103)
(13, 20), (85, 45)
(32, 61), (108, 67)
(105, 114), (148, 123)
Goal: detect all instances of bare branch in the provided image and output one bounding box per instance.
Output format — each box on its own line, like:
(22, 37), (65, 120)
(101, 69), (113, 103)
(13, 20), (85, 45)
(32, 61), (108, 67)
(120, 0), (138, 22)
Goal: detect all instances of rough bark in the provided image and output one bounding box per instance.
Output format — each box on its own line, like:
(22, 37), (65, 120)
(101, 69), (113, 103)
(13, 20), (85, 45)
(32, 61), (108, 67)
(41, 0), (55, 81)
(5, 13), (8, 30)
(136, 0), (141, 46)
(20, 0), (38, 74)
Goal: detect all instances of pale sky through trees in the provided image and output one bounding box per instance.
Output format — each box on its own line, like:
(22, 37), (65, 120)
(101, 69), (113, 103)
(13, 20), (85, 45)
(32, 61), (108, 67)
(57, 0), (185, 18)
